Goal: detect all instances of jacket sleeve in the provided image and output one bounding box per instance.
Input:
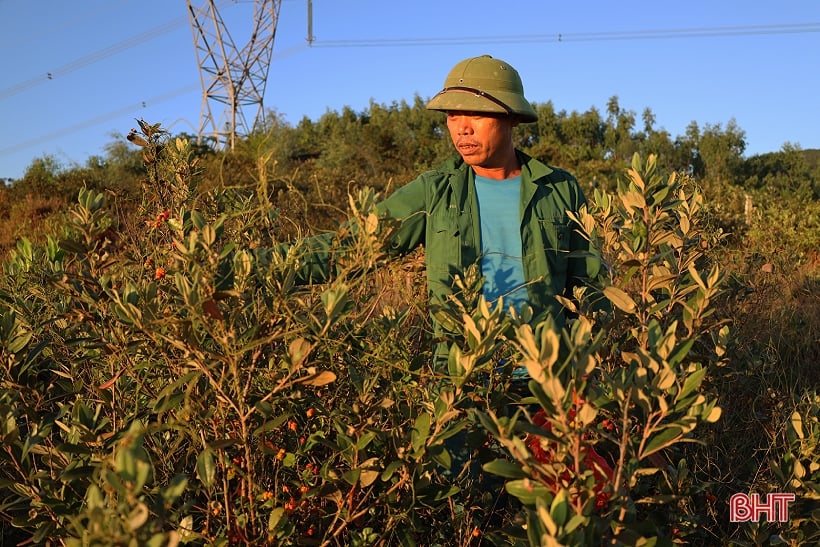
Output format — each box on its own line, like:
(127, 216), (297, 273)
(566, 188), (610, 312)
(376, 174), (430, 257)
(254, 230), (338, 285)
(258, 173), (433, 285)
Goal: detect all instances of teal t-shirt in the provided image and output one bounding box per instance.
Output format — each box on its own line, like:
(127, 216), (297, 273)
(474, 174), (528, 313)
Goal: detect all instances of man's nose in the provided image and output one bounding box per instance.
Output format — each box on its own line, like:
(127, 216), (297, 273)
(453, 116), (473, 135)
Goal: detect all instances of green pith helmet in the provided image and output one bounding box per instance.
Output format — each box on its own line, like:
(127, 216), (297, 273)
(426, 54), (538, 123)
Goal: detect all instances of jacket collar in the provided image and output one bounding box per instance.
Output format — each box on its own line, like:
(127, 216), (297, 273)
(518, 150), (555, 181)
(442, 150), (554, 179)
(518, 150), (555, 215)
(443, 150), (556, 210)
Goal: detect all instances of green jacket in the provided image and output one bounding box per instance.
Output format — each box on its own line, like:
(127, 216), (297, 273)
(376, 151), (602, 326)
(278, 150), (604, 362)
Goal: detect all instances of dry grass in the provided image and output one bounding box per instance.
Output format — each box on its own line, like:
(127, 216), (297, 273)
(0, 192), (66, 254)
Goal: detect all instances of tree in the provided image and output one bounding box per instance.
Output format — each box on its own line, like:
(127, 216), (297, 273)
(17, 155), (62, 197)
(604, 96), (638, 163)
(695, 120), (746, 184)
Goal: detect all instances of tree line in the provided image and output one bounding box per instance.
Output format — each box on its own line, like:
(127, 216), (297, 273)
(2, 95), (818, 254)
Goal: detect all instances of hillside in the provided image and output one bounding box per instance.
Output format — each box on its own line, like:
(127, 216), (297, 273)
(0, 106), (818, 545)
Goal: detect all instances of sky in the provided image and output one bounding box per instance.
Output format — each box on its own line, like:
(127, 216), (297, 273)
(1, 0), (819, 182)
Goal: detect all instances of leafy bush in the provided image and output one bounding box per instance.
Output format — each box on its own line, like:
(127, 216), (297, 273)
(1, 123), (818, 546)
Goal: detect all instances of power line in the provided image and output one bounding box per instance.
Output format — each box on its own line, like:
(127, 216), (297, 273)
(2, 16), (817, 163)
(0, 43), (306, 159)
(311, 22), (820, 48)
(0, 17), (190, 101)
(0, 83), (200, 157)
(5, 17), (817, 103)
(0, 0), (236, 101)
(3, 18), (816, 102)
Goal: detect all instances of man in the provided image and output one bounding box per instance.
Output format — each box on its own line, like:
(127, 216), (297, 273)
(259, 55), (607, 498)
(276, 54), (604, 366)
(381, 55), (603, 362)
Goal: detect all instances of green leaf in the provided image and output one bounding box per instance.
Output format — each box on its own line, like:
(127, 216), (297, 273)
(447, 344), (465, 378)
(105, 469), (128, 497)
(713, 325), (730, 358)
(411, 412), (431, 455)
(356, 431), (376, 451)
(14, 237), (33, 261)
(550, 489), (570, 526)
(268, 507), (285, 532)
(416, 483), (460, 502)
(202, 224), (216, 246)
(641, 425), (683, 459)
(704, 405), (722, 423)
(790, 411), (804, 440)
(152, 391), (185, 414)
(208, 438), (239, 450)
(565, 513), (587, 534)
(32, 521), (56, 544)
(85, 484), (104, 509)
(342, 468), (361, 486)
(7, 330), (31, 354)
(651, 184), (671, 206)
(542, 377), (566, 404)
(676, 366), (706, 405)
(603, 286), (637, 314)
(430, 444), (452, 469)
(506, 479), (552, 506)
(146, 534), (169, 547)
(380, 460), (404, 482)
(128, 502), (149, 531)
(630, 154), (643, 174)
(134, 453), (152, 490)
(286, 337), (313, 368)
(191, 210), (206, 230)
(576, 403), (597, 426)
(60, 465), (97, 482)
(321, 284), (351, 323)
(620, 190), (647, 211)
(163, 473), (188, 501)
(296, 370), (336, 387)
(432, 485), (460, 501)
(254, 414), (290, 437)
(483, 458), (526, 479)
(56, 443), (93, 456)
(196, 449), (216, 488)
(667, 338), (695, 367)
(358, 457), (380, 487)
(58, 238), (88, 255)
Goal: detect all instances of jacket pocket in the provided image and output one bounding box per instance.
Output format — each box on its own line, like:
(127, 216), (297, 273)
(538, 217), (571, 276)
(427, 210), (462, 276)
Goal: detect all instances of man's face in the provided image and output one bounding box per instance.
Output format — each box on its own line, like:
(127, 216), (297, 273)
(446, 111), (517, 171)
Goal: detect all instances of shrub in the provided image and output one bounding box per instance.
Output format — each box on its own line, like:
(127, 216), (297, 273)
(1, 123), (817, 546)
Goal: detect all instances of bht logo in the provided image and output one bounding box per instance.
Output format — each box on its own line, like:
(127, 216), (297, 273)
(730, 493), (795, 523)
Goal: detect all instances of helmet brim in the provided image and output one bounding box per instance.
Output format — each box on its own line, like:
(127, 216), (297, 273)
(426, 88), (538, 123)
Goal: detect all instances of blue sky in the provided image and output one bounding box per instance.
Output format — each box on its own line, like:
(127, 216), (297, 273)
(1, 0), (819, 182)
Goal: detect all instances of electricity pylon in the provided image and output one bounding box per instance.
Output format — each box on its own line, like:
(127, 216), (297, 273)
(187, 0), (282, 150)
